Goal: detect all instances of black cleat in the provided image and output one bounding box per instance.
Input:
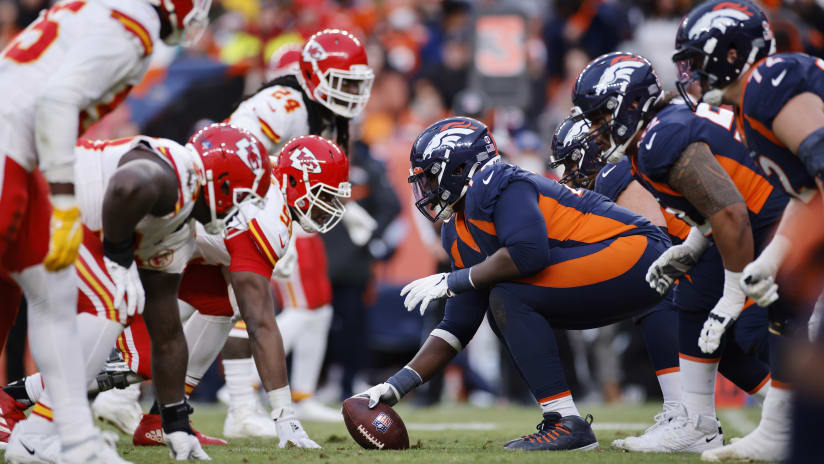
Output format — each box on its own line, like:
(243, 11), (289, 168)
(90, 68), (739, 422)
(504, 412), (599, 451)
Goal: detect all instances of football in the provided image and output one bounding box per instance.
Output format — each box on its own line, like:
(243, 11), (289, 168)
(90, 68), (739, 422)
(342, 397), (410, 450)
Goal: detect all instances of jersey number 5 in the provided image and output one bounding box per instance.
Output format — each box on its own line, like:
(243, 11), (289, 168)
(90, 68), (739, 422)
(3, 1), (85, 64)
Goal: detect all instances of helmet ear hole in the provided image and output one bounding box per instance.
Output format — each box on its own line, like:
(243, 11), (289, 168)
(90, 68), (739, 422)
(289, 176), (298, 187)
(220, 179), (230, 196)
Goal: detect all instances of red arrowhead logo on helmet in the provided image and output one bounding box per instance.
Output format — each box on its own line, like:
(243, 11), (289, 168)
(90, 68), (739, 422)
(289, 146), (323, 174)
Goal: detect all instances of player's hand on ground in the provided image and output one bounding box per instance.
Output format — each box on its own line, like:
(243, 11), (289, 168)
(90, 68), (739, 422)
(354, 383), (401, 408)
(273, 407), (322, 448)
(44, 196), (83, 271)
(401, 273), (453, 315)
(698, 302), (737, 354)
(104, 257), (145, 323)
(645, 243), (701, 295)
(166, 431), (211, 460)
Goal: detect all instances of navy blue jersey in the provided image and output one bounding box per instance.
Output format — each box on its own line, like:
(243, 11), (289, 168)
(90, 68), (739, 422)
(594, 158), (633, 202)
(739, 53), (824, 203)
(633, 101), (788, 237)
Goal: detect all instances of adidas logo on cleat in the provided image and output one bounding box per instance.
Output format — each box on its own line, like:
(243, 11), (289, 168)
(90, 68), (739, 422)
(143, 429), (164, 444)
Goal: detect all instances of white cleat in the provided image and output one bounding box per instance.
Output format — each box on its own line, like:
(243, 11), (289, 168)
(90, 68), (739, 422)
(620, 404), (723, 453)
(58, 432), (132, 464)
(612, 401), (684, 450)
(294, 398), (342, 423)
(92, 385), (143, 435)
(223, 403), (276, 438)
(5, 419), (60, 464)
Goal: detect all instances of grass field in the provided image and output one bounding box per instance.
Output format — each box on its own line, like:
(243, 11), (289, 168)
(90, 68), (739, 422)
(79, 402), (765, 463)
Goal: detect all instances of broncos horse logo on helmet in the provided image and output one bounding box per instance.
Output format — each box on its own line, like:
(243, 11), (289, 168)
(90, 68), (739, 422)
(673, 0), (774, 110)
(409, 117), (499, 222)
(550, 116), (604, 189)
(572, 52), (662, 164)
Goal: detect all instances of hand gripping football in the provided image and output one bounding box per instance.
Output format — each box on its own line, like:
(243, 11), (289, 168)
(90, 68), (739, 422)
(342, 397), (409, 450)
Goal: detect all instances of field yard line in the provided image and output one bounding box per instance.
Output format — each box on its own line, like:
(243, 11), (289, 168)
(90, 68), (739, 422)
(406, 422), (651, 431)
(719, 409), (757, 435)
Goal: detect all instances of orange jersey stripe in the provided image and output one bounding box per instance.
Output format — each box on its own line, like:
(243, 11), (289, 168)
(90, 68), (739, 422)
(748, 374), (771, 395)
(258, 117), (281, 144)
(156, 146), (184, 214)
(111, 10), (153, 56)
(455, 213), (480, 252)
(743, 113), (785, 148)
(517, 234), (646, 288)
(76, 258), (118, 322)
(715, 155), (773, 214)
(450, 239), (464, 269)
(468, 218), (496, 235)
(661, 209), (690, 241)
(679, 353), (721, 363)
(656, 367), (680, 376)
(248, 220), (278, 268)
(538, 390), (571, 403)
(537, 194), (637, 244)
(32, 402), (54, 421)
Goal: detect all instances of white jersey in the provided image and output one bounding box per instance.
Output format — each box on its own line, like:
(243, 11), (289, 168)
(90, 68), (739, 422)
(0, 0), (158, 171)
(74, 136), (203, 274)
(193, 182), (293, 273)
(228, 84), (334, 157)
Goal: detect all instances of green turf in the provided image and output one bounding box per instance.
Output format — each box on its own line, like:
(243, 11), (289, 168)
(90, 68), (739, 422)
(92, 402), (764, 463)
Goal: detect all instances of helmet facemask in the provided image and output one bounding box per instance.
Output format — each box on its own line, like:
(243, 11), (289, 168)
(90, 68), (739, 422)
(160, 0), (211, 46)
(311, 62), (374, 118)
(409, 157), (489, 222)
(284, 171), (351, 234)
(202, 160), (267, 237)
(576, 90), (656, 164)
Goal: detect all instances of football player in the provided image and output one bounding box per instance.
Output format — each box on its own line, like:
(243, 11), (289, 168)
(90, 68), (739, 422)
(572, 51), (789, 455)
(0, 1), (209, 461)
(672, 1), (824, 459)
(3, 123), (270, 462)
(553, 116), (772, 451)
(358, 116), (672, 451)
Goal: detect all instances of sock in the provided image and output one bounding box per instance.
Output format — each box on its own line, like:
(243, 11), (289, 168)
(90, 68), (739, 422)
(28, 403), (58, 434)
(759, 382), (792, 435)
(656, 369), (682, 404)
(223, 358), (256, 409)
(4, 377), (35, 407)
(750, 374), (771, 403)
(679, 356), (718, 418)
(539, 392), (580, 418)
(267, 385), (292, 418)
(291, 305), (333, 399)
(275, 307), (309, 354)
(183, 312), (233, 396)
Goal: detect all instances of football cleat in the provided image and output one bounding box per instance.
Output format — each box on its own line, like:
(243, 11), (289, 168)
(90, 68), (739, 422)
(92, 385), (143, 435)
(294, 398), (343, 423)
(5, 419), (60, 464)
(133, 414), (227, 446)
(59, 432), (132, 464)
(612, 401), (685, 450)
(504, 412), (599, 451)
(223, 404), (276, 438)
(0, 389), (28, 448)
(620, 406), (723, 453)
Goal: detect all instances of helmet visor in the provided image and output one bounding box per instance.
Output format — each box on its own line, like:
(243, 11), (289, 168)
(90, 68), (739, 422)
(409, 164), (446, 222)
(674, 52), (706, 111)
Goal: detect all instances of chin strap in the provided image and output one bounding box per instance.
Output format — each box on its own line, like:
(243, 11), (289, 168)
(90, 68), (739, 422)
(204, 169), (225, 234)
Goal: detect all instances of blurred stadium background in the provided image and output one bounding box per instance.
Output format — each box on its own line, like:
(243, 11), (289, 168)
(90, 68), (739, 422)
(2, 0), (823, 413)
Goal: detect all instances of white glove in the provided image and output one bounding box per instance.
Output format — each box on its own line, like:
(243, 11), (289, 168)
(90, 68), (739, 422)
(699, 270), (746, 354)
(646, 227), (709, 295)
(165, 431), (211, 460)
(355, 383), (401, 408)
(273, 407), (321, 449)
(273, 238), (297, 279)
(342, 201), (377, 246)
(104, 257), (145, 324)
(740, 235), (791, 307)
(400, 273), (453, 315)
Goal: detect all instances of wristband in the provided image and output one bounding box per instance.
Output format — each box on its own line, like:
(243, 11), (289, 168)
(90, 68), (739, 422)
(385, 366), (423, 398)
(446, 268), (475, 294)
(161, 400), (194, 434)
(797, 126), (824, 179)
(103, 236), (135, 267)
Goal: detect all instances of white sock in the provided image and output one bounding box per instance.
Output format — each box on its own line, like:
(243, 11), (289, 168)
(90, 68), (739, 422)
(751, 375), (770, 404)
(25, 374), (45, 404)
(657, 370), (682, 404)
(291, 305), (333, 399)
(539, 392), (580, 418)
(267, 385), (292, 418)
(223, 358), (256, 409)
(276, 307), (309, 354)
(16, 265), (94, 444)
(184, 312), (233, 394)
(679, 357), (718, 418)
(759, 382), (792, 435)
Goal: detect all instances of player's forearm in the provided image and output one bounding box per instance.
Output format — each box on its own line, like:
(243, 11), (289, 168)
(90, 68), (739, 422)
(709, 203), (753, 272)
(35, 98), (79, 190)
(407, 335), (460, 383)
(463, 248), (524, 289)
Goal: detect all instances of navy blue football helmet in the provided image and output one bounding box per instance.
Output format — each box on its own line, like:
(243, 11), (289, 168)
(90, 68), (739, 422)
(409, 116), (500, 222)
(673, 0), (774, 110)
(550, 116), (603, 189)
(571, 52), (662, 163)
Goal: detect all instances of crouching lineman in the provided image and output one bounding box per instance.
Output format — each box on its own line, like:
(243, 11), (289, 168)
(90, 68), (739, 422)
(0, 0), (210, 461)
(357, 116), (670, 451)
(3, 123), (271, 462)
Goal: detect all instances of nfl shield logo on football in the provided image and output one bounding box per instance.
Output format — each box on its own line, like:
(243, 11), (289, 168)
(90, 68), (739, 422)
(372, 412), (392, 433)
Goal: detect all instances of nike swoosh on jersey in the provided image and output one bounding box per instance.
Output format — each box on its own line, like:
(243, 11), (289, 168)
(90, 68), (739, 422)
(772, 69), (787, 87)
(482, 172), (494, 184)
(601, 165), (617, 177)
(644, 132), (657, 150)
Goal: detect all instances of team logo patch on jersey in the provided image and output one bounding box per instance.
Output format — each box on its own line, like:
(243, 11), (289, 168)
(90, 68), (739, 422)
(147, 249), (174, 269)
(688, 5), (752, 39)
(595, 58), (646, 95)
(372, 412), (392, 433)
(290, 146), (323, 173)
